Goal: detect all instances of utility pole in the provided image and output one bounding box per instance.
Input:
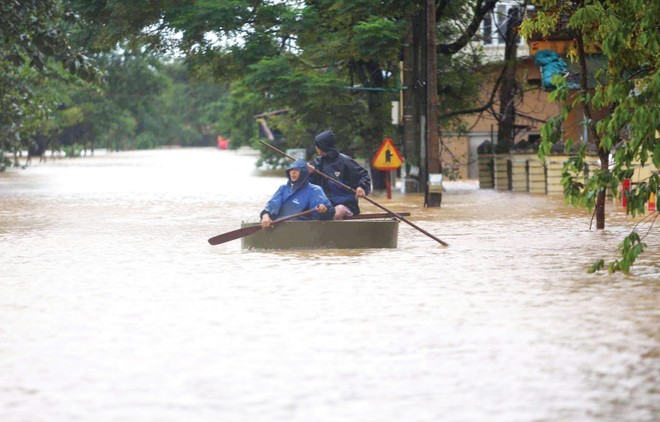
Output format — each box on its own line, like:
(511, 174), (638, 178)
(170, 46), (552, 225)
(425, 0), (441, 207)
(402, 0), (441, 208)
(402, 8), (422, 194)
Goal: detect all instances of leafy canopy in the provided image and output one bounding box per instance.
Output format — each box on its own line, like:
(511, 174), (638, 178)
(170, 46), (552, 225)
(521, 0), (659, 273)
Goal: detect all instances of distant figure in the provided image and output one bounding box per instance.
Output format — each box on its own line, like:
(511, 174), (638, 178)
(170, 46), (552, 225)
(260, 158), (335, 228)
(217, 136), (230, 150)
(309, 130), (372, 220)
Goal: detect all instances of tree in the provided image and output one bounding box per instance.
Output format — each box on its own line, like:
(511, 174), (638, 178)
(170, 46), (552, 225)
(495, 3), (523, 153)
(520, 0), (659, 273)
(68, 1), (496, 176)
(400, 0), (498, 200)
(0, 0), (99, 166)
(161, 62), (229, 147)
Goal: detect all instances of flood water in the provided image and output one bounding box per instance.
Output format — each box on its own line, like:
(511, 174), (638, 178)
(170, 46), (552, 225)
(1, 147), (658, 422)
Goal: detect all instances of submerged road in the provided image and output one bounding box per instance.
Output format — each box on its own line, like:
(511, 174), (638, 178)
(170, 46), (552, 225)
(1, 147), (658, 422)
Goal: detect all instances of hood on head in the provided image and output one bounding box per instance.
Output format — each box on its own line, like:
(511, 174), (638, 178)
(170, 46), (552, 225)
(285, 158), (310, 189)
(314, 130), (336, 152)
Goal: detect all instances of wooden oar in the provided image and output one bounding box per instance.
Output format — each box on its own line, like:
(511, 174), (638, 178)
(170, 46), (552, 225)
(259, 140), (449, 247)
(208, 209), (316, 246)
(345, 212), (410, 220)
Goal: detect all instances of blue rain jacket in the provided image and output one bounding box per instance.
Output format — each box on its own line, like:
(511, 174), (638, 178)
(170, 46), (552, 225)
(261, 158), (335, 221)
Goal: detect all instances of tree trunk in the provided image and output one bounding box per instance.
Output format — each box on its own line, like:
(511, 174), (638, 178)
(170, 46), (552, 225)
(576, 29), (608, 230)
(496, 6), (520, 153)
(595, 149), (609, 229)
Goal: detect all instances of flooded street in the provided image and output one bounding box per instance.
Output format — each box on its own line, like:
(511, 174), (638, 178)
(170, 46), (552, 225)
(1, 147), (658, 422)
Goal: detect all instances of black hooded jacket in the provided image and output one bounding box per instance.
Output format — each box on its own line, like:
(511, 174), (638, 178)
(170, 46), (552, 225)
(310, 130), (372, 215)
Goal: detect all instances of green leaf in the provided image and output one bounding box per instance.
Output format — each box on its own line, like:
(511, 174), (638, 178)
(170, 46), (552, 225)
(588, 259), (605, 273)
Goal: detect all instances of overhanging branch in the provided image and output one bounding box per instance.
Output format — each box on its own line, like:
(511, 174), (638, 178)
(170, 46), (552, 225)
(438, 0), (499, 55)
(438, 62), (507, 119)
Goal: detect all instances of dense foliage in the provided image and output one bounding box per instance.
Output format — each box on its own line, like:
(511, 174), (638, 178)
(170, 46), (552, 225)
(2, 0), (495, 174)
(520, 0), (659, 272)
(0, 0), (229, 168)
(1, 0), (95, 166)
(66, 0), (494, 166)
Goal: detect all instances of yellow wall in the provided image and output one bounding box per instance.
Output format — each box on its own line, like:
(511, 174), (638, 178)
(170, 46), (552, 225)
(442, 58), (583, 180)
(479, 153), (658, 200)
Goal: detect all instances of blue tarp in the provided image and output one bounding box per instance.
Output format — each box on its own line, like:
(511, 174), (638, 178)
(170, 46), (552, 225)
(533, 49), (579, 91)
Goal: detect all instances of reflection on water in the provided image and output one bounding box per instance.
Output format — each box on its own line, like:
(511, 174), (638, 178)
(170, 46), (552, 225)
(0, 148), (658, 422)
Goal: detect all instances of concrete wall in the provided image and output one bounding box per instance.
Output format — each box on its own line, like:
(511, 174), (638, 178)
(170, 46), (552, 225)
(493, 155), (510, 191)
(478, 155), (494, 189)
(478, 153), (659, 206)
(528, 158), (546, 194)
(510, 155), (531, 192)
(545, 157), (566, 195)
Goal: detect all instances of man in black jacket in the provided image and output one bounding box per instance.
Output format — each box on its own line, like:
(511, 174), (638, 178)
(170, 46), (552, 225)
(309, 130), (372, 220)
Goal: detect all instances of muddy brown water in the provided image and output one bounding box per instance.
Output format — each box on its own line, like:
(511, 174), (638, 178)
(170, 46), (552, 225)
(1, 148), (658, 422)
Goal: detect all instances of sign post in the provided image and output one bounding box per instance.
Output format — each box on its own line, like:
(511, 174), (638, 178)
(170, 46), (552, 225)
(371, 137), (403, 199)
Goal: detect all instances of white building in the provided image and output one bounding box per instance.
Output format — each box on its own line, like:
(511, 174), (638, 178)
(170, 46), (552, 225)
(476, 1), (531, 61)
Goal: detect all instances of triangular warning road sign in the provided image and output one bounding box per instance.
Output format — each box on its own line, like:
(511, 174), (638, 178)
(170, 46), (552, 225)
(372, 137), (403, 170)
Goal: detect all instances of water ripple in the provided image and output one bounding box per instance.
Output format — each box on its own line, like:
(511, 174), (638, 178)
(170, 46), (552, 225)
(1, 148), (658, 422)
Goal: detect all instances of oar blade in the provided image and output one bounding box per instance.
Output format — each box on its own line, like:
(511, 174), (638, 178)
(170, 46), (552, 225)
(208, 209), (317, 246)
(208, 225), (263, 246)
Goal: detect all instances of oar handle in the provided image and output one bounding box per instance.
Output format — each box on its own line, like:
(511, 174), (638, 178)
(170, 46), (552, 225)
(361, 196), (448, 246)
(269, 208), (317, 226)
(259, 140), (449, 247)
(345, 212), (410, 220)
(260, 140), (358, 193)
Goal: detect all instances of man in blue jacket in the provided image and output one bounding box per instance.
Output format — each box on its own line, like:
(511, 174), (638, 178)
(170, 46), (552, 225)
(260, 158), (335, 228)
(309, 130), (372, 219)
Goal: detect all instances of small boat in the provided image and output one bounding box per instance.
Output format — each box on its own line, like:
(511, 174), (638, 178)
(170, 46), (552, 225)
(240, 215), (401, 250)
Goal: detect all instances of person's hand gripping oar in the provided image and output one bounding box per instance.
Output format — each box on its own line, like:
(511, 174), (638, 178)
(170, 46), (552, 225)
(261, 140), (449, 247)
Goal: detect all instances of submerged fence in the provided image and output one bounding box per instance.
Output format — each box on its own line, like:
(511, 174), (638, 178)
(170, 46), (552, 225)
(478, 152), (659, 211)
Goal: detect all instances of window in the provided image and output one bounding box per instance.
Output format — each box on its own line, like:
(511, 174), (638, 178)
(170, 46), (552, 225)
(483, 15), (492, 45)
(478, 1), (527, 49)
(496, 4), (507, 44)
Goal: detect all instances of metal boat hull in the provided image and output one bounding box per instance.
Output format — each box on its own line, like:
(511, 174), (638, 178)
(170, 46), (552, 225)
(240, 220), (399, 250)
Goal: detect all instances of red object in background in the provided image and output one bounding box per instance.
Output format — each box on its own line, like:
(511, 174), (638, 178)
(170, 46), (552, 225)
(621, 178), (631, 207)
(217, 136), (230, 150)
